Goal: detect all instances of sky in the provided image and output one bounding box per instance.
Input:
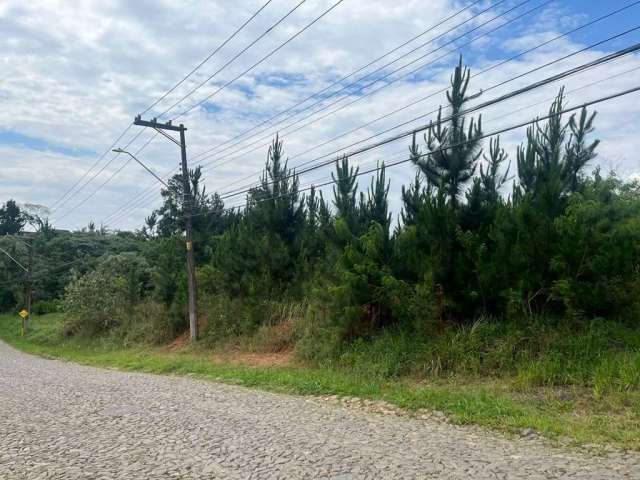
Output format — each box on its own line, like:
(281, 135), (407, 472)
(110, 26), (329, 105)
(1, 0), (639, 231)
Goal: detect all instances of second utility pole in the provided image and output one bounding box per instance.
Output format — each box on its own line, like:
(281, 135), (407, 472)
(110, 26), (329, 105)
(25, 243), (33, 333)
(133, 116), (198, 341)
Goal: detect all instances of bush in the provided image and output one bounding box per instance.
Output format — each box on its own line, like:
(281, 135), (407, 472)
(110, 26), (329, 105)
(32, 299), (62, 315)
(63, 268), (128, 336)
(200, 294), (306, 350)
(116, 300), (175, 345)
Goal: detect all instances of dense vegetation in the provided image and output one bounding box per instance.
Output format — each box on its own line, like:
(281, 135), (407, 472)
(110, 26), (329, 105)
(2, 60), (639, 397)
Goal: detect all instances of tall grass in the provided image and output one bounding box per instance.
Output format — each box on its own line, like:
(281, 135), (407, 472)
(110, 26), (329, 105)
(321, 316), (640, 395)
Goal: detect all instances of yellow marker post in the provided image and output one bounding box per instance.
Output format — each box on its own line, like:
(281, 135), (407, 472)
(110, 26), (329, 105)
(18, 309), (28, 336)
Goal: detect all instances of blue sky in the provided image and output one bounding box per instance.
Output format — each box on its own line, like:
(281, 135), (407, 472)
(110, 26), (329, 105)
(0, 129), (96, 158)
(1, 0), (639, 230)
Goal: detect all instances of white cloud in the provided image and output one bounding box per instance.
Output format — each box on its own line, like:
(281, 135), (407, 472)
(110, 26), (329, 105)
(0, 0), (639, 230)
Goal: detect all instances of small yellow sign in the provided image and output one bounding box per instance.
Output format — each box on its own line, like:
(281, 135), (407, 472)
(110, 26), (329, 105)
(18, 309), (29, 319)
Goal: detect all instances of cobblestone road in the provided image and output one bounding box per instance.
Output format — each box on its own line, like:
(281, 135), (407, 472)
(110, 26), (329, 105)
(1, 340), (638, 479)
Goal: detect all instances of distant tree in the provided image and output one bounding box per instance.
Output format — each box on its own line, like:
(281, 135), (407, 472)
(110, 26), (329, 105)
(0, 200), (26, 235)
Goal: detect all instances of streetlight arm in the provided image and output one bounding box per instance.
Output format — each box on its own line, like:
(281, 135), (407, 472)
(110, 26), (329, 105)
(113, 148), (170, 188)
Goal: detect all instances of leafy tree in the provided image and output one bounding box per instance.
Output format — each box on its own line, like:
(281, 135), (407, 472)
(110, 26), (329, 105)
(0, 200), (25, 235)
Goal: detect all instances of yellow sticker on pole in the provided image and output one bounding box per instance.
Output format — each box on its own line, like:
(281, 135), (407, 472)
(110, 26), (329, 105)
(186, 241), (192, 251)
(18, 309), (28, 319)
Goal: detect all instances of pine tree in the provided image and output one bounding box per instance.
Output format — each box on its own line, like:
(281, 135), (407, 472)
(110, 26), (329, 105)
(515, 88), (599, 216)
(359, 162), (391, 235)
(411, 56), (483, 209)
(332, 156), (360, 233)
(249, 134), (304, 245)
(463, 137), (510, 230)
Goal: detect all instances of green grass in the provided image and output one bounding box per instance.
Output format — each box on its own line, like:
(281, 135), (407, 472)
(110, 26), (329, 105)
(1, 313), (639, 451)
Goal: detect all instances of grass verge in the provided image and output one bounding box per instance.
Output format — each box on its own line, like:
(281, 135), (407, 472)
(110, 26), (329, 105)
(1, 313), (638, 451)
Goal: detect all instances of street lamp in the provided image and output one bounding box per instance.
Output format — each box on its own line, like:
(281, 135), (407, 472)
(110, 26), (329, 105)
(112, 148), (169, 188)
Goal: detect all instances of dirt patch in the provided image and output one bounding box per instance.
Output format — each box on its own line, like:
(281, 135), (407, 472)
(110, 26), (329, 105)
(211, 349), (294, 368)
(165, 332), (189, 351)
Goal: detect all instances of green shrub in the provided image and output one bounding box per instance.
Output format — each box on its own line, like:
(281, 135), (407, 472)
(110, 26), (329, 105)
(32, 299), (62, 315)
(63, 268), (128, 336)
(336, 327), (424, 379)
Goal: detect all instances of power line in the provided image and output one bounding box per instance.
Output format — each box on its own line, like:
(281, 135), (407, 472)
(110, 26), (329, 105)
(106, 0), (537, 222)
(57, 0), (346, 228)
(53, 132), (158, 223)
(140, 0), (275, 116)
(279, 1), (640, 169)
(103, 16), (631, 227)
(197, 0), (553, 176)
(101, 0), (352, 225)
(215, 33), (640, 201)
(216, 41), (640, 201)
(275, 26), (640, 181)
(211, 84), (640, 215)
(49, 125), (134, 212)
(201, 0), (636, 183)
(157, 0), (308, 118)
(223, 64), (640, 208)
(111, 73), (640, 227)
(174, 0), (347, 118)
(0, 245), (28, 272)
(50, 0), (280, 222)
(194, 0), (521, 166)
(189, 0), (491, 162)
(102, 2), (639, 227)
(201, 0), (557, 186)
(0, 255), (98, 290)
(100, 0), (489, 225)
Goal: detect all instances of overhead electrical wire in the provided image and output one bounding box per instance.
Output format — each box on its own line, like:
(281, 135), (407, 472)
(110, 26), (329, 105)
(210, 85), (640, 215)
(198, 0), (557, 185)
(213, 32), (640, 200)
(101, 0), (536, 225)
(105, 16), (638, 226)
(189, 0), (499, 162)
(156, 0), (309, 118)
(172, 0), (347, 119)
(101, 0), (492, 224)
(200, 0), (638, 184)
(50, 129), (149, 221)
(48, 126), (134, 212)
(223, 64), (640, 210)
(194, 0), (522, 166)
(140, 0), (275, 116)
(108, 60), (640, 227)
(102, 2), (640, 227)
(215, 40), (640, 201)
(49, 0), (283, 222)
(58, 0), (346, 227)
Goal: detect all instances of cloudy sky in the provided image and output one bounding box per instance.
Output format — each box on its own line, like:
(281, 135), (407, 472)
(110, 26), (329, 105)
(1, 0), (639, 231)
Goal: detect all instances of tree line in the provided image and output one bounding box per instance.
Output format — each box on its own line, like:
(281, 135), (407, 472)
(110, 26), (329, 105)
(2, 59), (639, 355)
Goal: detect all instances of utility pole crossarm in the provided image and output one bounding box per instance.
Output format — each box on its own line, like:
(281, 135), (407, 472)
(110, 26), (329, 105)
(134, 116), (186, 132)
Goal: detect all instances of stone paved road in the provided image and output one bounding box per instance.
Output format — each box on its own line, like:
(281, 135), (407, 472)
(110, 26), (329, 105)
(1, 340), (639, 479)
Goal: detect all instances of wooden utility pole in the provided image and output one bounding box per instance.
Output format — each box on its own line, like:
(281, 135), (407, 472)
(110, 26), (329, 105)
(133, 116), (199, 341)
(0, 239), (31, 333)
(24, 244), (33, 332)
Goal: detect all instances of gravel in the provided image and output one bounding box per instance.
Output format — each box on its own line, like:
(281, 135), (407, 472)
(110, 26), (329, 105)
(1, 340), (638, 479)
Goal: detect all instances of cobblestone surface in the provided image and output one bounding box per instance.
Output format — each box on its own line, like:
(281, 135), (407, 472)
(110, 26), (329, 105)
(1, 340), (639, 479)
